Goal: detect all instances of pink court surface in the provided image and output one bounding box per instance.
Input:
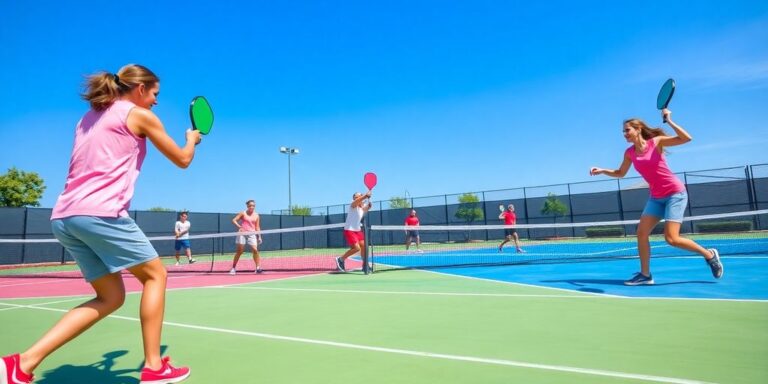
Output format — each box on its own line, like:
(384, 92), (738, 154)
(0, 258), (361, 299)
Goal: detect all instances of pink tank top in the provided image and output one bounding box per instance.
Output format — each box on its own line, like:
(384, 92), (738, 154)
(240, 211), (259, 231)
(51, 100), (146, 219)
(626, 138), (685, 198)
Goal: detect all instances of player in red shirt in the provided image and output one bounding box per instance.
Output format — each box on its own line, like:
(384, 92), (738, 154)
(404, 209), (422, 253)
(498, 204), (524, 253)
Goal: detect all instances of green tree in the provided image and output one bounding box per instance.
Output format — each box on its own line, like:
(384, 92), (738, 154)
(455, 193), (484, 241)
(148, 207), (173, 212)
(389, 196), (412, 209)
(0, 167), (46, 207)
(540, 193), (569, 237)
(290, 205), (312, 216)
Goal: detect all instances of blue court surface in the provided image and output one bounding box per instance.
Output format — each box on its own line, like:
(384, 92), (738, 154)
(429, 256), (768, 300)
(373, 237), (768, 300)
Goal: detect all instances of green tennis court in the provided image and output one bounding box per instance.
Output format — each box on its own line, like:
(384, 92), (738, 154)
(2, 270), (766, 383)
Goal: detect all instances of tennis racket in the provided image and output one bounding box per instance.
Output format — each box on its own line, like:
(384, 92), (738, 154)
(364, 172), (378, 190)
(190, 96), (214, 135)
(499, 204), (505, 213)
(656, 78), (675, 123)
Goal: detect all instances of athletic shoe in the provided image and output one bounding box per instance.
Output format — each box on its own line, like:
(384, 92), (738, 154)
(139, 356), (190, 384)
(229, 268), (236, 276)
(174, 262), (180, 266)
(624, 272), (654, 286)
(707, 249), (724, 279)
(416, 249), (424, 253)
(1, 353), (34, 384)
(188, 259), (196, 264)
(255, 267), (263, 274)
(335, 257), (346, 272)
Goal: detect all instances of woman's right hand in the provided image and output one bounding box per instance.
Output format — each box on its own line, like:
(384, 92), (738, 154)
(589, 167), (603, 176)
(186, 129), (202, 145)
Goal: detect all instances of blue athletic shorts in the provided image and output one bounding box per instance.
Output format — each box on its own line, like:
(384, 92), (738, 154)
(641, 191), (688, 223)
(51, 216), (158, 282)
(175, 239), (191, 251)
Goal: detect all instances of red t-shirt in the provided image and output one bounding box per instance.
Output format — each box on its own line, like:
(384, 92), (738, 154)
(502, 211), (516, 225)
(405, 216), (420, 226)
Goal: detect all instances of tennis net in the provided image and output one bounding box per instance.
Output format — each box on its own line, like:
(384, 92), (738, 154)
(0, 223), (354, 278)
(368, 209), (768, 272)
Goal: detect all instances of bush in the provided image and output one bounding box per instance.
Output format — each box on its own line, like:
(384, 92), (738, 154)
(695, 221), (753, 233)
(585, 226), (625, 237)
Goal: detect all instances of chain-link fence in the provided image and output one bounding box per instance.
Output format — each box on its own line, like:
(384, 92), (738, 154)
(3, 164), (766, 264)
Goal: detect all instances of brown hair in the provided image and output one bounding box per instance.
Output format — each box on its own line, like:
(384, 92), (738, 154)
(246, 200), (255, 206)
(623, 118), (667, 140)
(81, 64), (159, 111)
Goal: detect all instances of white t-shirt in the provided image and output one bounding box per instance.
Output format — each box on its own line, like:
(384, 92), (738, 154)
(344, 205), (364, 231)
(175, 220), (191, 240)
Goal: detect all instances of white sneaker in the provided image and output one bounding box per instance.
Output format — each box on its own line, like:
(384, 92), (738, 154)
(174, 261), (180, 266)
(189, 258), (197, 264)
(229, 268), (236, 275)
(417, 249), (424, 253)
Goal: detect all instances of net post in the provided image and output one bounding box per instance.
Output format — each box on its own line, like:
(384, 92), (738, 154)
(363, 220), (372, 275)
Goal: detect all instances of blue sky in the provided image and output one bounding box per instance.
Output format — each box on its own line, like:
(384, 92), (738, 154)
(1, 1), (767, 214)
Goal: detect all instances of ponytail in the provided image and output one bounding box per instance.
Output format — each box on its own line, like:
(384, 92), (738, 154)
(81, 64), (159, 111)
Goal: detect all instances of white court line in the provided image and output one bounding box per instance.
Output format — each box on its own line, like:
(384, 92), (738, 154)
(215, 286), (599, 298)
(0, 278), (73, 288)
(0, 270), (325, 301)
(0, 272), (203, 290)
(411, 269), (768, 303)
(0, 302), (715, 384)
(214, 284), (768, 303)
(0, 297), (88, 312)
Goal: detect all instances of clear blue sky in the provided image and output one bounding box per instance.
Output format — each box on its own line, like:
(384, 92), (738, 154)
(1, 1), (767, 214)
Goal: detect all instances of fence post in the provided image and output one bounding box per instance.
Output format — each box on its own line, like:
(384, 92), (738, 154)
(617, 179), (627, 237)
(21, 207), (28, 264)
(522, 187), (529, 239)
(444, 194), (449, 225)
(745, 166), (760, 230)
(745, 166), (757, 211)
(683, 172), (692, 217)
(482, 192), (488, 225)
(279, 214), (283, 251)
(566, 184), (575, 237)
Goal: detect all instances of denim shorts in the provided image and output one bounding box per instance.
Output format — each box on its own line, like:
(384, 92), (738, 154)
(641, 191), (688, 223)
(51, 216), (158, 282)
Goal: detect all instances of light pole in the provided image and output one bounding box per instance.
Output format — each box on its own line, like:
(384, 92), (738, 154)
(279, 146), (300, 214)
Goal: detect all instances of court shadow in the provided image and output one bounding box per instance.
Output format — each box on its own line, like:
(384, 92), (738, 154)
(36, 350), (137, 384)
(543, 279), (717, 287)
(542, 279), (626, 286)
(577, 287), (605, 294)
(646, 281), (717, 286)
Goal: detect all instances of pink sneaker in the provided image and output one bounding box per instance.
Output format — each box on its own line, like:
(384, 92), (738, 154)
(139, 356), (190, 384)
(1, 354), (34, 384)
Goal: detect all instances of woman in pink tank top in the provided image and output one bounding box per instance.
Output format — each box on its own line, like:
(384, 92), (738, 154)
(1, 65), (199, 384)
(590, 109), (723, 286)
(229, 199), (263, 275)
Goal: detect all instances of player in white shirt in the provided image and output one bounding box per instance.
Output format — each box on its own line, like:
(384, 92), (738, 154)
(174, 211), (195, 265)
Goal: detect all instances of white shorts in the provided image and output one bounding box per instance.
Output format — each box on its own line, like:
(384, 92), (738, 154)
(236, 234), (259, 247)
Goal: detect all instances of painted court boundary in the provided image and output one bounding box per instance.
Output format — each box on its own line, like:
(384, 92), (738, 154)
(0, 301), (713, 384)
